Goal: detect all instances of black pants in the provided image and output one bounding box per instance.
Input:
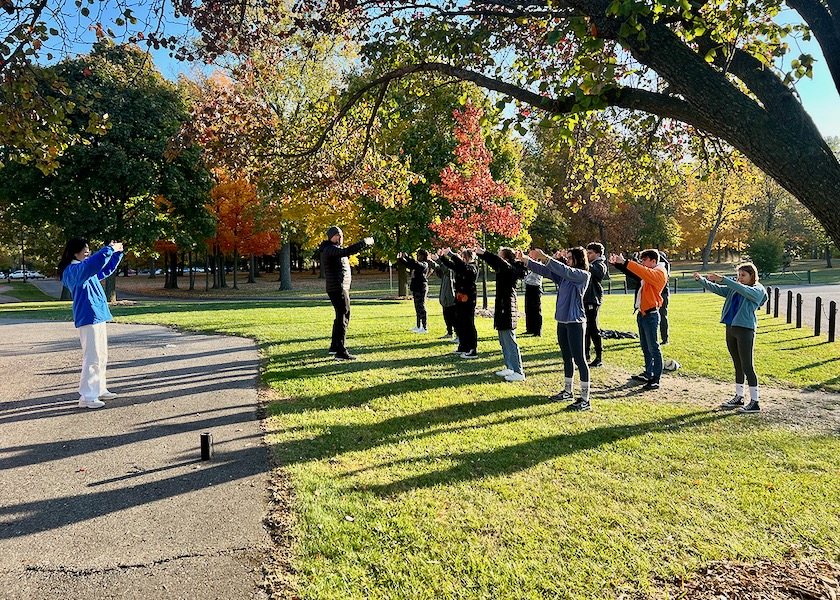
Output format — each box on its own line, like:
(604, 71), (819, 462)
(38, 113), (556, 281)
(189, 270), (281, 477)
(557, 322), (590, 382)
(413, 293), (427, 329)
(525, 285), (542, 335)
(442, 304), (457, 335)
(584, 304), (602, 359)
(726, 324), (757, 386)
(328, 289), (350, 353)
(456, 301), (477, 352)
(660, 292), (670, 342)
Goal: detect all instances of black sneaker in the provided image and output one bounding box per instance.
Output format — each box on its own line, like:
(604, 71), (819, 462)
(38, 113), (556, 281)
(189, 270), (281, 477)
(642, 381), (660, 390)
(566, 399), (591, 411)
(334, 352), (357, 361)
(721, 394), (745, 409)
(589, 358), (603, 368)
(737, 400), (760, 413)
(550, 390), (574, 402)
(631, 373), (650, 383)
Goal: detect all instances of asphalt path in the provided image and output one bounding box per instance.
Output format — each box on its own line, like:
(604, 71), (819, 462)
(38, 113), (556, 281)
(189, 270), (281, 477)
(763, 283), (840, 332)
(0, 319), (270, 599)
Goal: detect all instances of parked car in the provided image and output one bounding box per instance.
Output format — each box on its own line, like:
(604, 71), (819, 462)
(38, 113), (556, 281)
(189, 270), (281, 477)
(9, 270), (46, 280)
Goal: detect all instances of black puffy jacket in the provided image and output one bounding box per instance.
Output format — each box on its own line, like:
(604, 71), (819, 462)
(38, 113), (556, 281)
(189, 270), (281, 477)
(320, 239), (370, 293)
(480, 252), (527, 330)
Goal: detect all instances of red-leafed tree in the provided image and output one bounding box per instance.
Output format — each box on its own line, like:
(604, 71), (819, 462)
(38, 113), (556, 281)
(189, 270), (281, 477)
(431, 102), (523, 307)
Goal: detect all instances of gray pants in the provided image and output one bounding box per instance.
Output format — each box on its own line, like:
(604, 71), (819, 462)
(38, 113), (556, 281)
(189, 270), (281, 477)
(725, 324), (757, 386)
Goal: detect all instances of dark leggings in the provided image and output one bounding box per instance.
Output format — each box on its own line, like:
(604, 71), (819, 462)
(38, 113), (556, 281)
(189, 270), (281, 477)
(584, 305), (602, 358)
(413, 293), (427, 329)
(456, 301), (477, 351)
(442, 304), (457, 335)
(557, 322), (590, 382)
(725, 324), (757, 386)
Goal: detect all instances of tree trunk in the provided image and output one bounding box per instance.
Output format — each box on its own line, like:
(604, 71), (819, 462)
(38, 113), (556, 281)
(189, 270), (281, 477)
(165, 251), (179, 289)
(247, 254), (256, 284)
(103, 272), (117, 302)
(60, 285), (71, 301)
(279, 241), (292, 290)
(188, 251), (195, 291)
(233, 249), (239, 290)
(826, 244), (834, 269)
(148, 257), (156, 279)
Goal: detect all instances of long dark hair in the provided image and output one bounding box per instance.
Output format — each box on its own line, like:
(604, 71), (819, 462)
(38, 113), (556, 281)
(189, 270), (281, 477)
(568, 247), (588, 271)
(57, 238), (89, 279)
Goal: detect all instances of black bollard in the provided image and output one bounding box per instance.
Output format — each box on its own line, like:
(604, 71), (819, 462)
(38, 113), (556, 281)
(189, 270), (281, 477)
(200, 432), (214, 460)
(830, 301), (837, 343)
(796, 293), (802, 328)
(774, 288), (780, 318)
(815, 297), (822, 336)
(786, 290), (793, 324)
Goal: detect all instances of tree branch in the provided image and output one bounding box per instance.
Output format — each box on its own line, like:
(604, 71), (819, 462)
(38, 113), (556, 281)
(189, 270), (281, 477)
(786, 0), (840, 97)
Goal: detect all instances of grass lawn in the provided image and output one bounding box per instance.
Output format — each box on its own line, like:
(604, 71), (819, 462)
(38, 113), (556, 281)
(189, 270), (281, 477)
(0, 281), (54, 302)
(1, 295), (838, 598)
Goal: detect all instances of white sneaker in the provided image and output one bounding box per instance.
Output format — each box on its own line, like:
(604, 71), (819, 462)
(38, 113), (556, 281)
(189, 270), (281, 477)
(78, 397), (105, 409)
(495, 369), (514, 377)
(410, 327), (421, 332)
(417, 328), (428, 334)
(99, 391), (118, 400)
(505, 372), (526, 382)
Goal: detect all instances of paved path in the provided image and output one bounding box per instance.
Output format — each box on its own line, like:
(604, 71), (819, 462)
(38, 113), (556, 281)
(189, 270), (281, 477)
(765, 284), (840, 332)
(0, 319), (270, 599)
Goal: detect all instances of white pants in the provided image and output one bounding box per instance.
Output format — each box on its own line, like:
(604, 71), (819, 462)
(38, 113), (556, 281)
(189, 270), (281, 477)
(79, 322), (108, 400)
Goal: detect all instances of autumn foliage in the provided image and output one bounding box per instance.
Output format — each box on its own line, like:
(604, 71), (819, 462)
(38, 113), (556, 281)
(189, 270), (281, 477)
(430, 103), (522, 248)
(208, 176), (281, 257)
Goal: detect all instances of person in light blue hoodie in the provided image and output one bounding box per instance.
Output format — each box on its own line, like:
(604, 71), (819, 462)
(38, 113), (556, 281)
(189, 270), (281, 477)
(57, 238), (124, 409)
(519, 247), (592, 411)
(694, 263), (767, 413)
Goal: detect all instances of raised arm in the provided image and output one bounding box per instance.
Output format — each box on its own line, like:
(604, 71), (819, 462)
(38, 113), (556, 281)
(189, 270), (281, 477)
(323, 238), (372, 258)
(722, 278), (768, 305)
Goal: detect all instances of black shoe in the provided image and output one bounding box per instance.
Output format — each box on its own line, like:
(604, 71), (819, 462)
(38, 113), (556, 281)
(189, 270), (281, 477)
(550, 390), (574, 402)
(589, 358), (603, 368)
(631, 373), (650, 383)
(721, 394), (745, 409)
(334, 352), (357, 361)
(566, 399), (591, 411)
(737, 400), (760, 413)
(642, 381), (660, 390)
(660, 339), (669, 345)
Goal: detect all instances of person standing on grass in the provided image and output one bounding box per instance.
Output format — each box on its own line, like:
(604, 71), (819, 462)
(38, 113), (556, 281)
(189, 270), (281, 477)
(427, 255), (458, 340)
(658, 251), (672, 344)
(523, 268), (543, 336)
(609, 250), (668, 391)
(397, 250), (430, 334)
(437, 248), (479, 358)
(475, 246), (528, 381)
(519, 247), (592, 411)
(694, 264), (768, 413)
(584, 242), (608, 367)
(57, 238), (124, 409)
(319, 226), (374, 361)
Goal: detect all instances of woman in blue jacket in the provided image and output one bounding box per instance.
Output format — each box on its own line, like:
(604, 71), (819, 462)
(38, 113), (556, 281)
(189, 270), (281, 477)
(520, 247), (592, 411)
(694, 263), (767, 413)
(57, 238), (124, 409)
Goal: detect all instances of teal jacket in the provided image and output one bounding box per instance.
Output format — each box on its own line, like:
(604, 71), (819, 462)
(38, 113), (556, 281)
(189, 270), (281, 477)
(698, 276), (768, 330)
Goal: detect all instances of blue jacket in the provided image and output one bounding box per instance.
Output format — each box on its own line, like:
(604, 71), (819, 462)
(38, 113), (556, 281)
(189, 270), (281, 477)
(698, 276), (768, 330)
(62, 246), (123, 328)
(527, 257), (590, 323)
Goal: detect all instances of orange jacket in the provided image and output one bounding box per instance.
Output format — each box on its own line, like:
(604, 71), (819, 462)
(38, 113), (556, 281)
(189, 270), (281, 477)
(626, 260), (667, 314)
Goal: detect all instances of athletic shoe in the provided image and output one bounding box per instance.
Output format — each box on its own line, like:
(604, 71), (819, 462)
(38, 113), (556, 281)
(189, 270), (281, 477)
(631, 373), (650, 383)
(588, 359), (603, 368)
(439, 333), (454, 339)
(660, 339), (669, 345)
(328, 350), (337, 355)
(495, 368), (514, 377)
(550, 390), (574, 402)
(453, 337), (459, 344)
(78, 397), (105, 409)
(566, 399), (591, 411)
(417, 328), (428, 334)
(737, 400), (760, 413)
(99, 391), (118, 400)
(452, 347), (464, 354)
(410, 326), (421, 332)
(642, 381), (660, 390)
(460, 349), (479, 359)
(721, 394), (745, 409)
(334, 352), (357, 361)
(505, 372), (526, 382)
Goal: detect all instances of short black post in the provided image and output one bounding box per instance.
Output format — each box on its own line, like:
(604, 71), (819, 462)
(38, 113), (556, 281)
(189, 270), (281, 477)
(774, 288), (780, 318)
(829, 301), (837, 343)
(607, 280), (611, 294)
(673, 278), (678, 294)
(200, 432), (214, 460)
(796, 293), (802, 328)
(766, 286), (772, 314)
(623, 281), (627, 294)
(808, 270), (812, 284)
(786, 290), (793, 324)
(815, 297), (822, 336)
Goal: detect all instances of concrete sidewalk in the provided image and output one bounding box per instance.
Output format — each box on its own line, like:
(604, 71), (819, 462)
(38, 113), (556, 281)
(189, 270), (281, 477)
(0, 319), (271, 599)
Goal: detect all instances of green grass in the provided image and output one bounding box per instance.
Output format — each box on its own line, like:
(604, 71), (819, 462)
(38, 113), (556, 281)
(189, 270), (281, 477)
(0, 281), (54, 302)
(1, 296), (838, 598)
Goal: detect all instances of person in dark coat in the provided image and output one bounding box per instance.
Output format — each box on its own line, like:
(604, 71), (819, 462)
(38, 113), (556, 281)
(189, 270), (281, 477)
(437, 247), (479, 358)
(319, 226), (373, 361)
(397, 250), (430, 333)
(658, 250), (671, 344)
(475, 246), (528, 381)
(584, 242), (609, 367)
(427, 256), (457, 339)
(523, 269), (543, 336)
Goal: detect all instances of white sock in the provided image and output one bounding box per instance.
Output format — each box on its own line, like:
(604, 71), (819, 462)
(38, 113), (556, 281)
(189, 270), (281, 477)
(580, 381), (591, 402)
(735, 383), (745, 397)
(749, 386), (759, 403)
(565, 377), (574, 394)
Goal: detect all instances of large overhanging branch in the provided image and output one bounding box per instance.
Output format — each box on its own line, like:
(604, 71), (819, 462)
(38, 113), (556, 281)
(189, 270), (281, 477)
(786, 0), (840, 96)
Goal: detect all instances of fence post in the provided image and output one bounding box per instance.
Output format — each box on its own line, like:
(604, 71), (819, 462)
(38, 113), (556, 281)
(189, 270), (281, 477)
(673, 278), (678, 294)
(808, 270), (812, 284)
(786, 290), (793, 324)
(829, 301), (837, 343)
(623, 281), (627, 294)
(796, 293), (802, 328)
(766, 286), (772, 314)
(774, 288), (780, 318)
(815, 297), (822, 336)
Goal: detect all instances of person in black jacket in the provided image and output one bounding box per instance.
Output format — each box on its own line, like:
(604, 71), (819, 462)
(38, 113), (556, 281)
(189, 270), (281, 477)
(475, 246), (528, 380)
(319, 226), (374, 361)
(437, 247), (479, 358)
(658, 251), (671, 344)
(584, 242), (609, 367)
(397, 250), (430, 333)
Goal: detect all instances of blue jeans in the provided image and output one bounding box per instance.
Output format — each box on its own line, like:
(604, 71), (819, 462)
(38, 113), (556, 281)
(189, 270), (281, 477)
(637, 311), (663, 383)
(498, 329), (523, 374)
